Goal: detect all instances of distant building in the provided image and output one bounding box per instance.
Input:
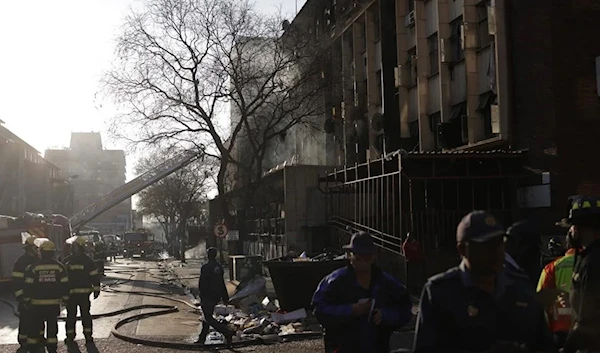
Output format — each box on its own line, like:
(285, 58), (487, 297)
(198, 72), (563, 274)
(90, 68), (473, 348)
(45, 132), (131, 234)
(0, 122), (59, 216)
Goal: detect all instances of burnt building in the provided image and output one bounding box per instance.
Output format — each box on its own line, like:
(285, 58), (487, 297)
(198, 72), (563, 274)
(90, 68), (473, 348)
(45, 132), (131, 234)
(0, 122), (60, 216)
(302, 0), (600, 278)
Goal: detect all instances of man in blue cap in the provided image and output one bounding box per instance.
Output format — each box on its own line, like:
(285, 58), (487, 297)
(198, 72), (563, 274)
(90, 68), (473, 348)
(413, 211), (555, 353)
(312, 231), (412, 353)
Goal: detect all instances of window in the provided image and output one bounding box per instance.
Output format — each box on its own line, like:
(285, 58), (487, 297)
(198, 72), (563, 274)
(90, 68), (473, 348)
(477, 91), (497, 138)
(376, 70), (383, 105)
(408, 0), (415, 12)
(429, 112), (441, 150)
(409, 120), (419, 139)
(373, 8), (381, 41)
(477, 0), (491, 48)
(449, 17), (465, 62)
(407, 47), (417, 85)
(428, 33), (439, 75)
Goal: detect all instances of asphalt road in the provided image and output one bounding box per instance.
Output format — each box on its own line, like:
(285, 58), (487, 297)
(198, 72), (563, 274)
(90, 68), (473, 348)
(0, 252), (415, 352)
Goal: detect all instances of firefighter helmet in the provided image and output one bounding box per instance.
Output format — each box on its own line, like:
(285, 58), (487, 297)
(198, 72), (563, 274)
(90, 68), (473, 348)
(39, 240), (56, 252)
(556, 195), (600, 228)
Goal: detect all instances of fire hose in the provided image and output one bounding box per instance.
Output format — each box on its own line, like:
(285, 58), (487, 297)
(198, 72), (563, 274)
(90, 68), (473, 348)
(0, 260), (322, 350)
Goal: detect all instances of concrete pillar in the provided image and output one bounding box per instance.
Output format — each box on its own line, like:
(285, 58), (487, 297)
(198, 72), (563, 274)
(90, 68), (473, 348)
(464, 0), (485, 143)
(438, 0), (452, 125)
(365, 4), (380, 160)
(415, 0), (433, 151)
(396, 0), (411, 140)
(494, 0), (511, 142)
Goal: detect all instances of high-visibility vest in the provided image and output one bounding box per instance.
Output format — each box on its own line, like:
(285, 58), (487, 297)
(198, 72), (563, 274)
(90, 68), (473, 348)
(537, 249), (576, 333)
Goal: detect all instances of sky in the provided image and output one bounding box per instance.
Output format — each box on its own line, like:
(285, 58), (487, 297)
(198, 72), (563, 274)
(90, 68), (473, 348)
(0, 0), (307, 182)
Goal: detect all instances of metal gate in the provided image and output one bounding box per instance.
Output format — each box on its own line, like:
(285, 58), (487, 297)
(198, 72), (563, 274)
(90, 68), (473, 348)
(320, 149), (528, 278)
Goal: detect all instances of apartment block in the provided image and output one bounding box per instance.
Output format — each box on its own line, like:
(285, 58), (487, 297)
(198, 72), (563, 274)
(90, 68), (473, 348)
(0, 122), (60, 216)
(45, 132), (131, 234)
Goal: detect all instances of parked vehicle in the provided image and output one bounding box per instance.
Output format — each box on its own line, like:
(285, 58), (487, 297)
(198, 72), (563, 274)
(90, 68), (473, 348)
(0, 213), (71, 285)
(123, 229), (155, 258)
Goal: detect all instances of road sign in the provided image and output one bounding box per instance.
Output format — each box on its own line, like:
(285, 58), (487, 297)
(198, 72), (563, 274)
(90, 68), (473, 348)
(214, 224), (228, 238)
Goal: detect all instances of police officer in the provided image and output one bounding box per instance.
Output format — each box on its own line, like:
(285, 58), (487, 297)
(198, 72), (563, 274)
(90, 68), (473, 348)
(413, 211), (555, 353)
(23, 240), (69, 353)
(505, 219), (543, 285)
(557, 195), (600, 353)
(12, 236), (39, 352)
(312, 231), (413, 353)
(196, 247), (234, 346)
(63, 236), (100, 345)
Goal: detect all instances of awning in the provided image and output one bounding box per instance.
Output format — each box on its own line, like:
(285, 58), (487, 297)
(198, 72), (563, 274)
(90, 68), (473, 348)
(477, 91), (497, 111)
(450, 102), (467, 121)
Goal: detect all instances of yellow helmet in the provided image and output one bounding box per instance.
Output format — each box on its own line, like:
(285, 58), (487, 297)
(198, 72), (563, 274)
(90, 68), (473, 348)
(73, 236), (87, 246)
(39, 240), (56, 252)
(23, 236), (37, 247)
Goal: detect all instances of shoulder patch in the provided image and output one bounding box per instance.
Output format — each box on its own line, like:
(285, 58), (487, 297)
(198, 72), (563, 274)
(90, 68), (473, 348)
(214, 266), (222, 274)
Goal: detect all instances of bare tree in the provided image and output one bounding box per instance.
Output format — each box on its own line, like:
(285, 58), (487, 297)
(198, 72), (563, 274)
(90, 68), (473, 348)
(104, 0), (332, 219)
(135, 149), (216, 257)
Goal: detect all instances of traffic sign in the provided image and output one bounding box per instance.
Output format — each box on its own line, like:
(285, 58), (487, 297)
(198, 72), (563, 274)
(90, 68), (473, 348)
(214, 224), (228, 238)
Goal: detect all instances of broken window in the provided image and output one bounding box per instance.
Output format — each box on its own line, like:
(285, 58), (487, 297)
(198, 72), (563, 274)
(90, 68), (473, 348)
(477, 91), (497, 138)
(477, 0), (491, 48)
(449, 17), (465, 62)
(429, 33), (439, 75)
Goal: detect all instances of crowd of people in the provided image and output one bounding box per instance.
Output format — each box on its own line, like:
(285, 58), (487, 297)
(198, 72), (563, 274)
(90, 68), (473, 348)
(310, 195), (600, 353)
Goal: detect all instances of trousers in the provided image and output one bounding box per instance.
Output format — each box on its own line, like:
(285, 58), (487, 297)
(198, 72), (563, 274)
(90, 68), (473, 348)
(199, 299), (231, 340)
(29, 305), (60, 352)
(66, 294), (93, 339)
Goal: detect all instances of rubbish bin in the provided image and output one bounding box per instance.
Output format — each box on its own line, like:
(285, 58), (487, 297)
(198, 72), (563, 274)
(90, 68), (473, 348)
(265, 257), (349, 312)
(228, 255), (263, 282)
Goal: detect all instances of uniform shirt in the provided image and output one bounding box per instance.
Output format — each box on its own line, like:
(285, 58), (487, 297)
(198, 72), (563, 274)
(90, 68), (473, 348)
(312, 265), (412, 353)
(63, 254), (100, 295)
(12, 253), (38, 302)
(536, 249), (576, 333)
(199, 259), (228, 302)
(23, 258), (69, 306)
(413, 261), (555, 353)
(564, 240), (600, 353)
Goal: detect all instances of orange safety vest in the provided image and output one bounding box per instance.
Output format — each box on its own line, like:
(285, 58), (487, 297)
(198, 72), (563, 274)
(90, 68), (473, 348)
(537, 249), (576, 333)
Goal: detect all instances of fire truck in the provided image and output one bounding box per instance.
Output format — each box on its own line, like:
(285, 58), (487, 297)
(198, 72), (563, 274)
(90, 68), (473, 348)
(122, 229), (155, 258)
(0, 213), (71, 284)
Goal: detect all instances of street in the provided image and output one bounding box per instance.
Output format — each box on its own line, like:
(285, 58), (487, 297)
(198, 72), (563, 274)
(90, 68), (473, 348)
(0, 246), (415, 352)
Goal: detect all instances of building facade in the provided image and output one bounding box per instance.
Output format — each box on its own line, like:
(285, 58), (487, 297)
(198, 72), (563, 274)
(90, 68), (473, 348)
(45, 132), (131, 234)
(0, 122), (59, 216)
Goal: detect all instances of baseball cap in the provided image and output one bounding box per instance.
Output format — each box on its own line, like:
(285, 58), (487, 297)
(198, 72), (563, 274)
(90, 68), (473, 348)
(343, 231), (375, 254)
(456, 211), (506, 243)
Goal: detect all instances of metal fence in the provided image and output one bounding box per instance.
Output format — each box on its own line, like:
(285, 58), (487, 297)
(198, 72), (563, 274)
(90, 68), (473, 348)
(321, 150), (528, 277)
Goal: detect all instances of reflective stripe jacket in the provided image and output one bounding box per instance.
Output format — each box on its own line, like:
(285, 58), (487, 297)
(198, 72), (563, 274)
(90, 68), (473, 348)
(23, 258), (69, 306)
(11, 253), (38, 301)
(537, 248), (576, 333)
(63, 254), (100, 295)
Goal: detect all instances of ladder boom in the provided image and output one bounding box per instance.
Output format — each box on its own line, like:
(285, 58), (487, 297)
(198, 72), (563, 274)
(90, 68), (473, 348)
(69, 149), (203, 230)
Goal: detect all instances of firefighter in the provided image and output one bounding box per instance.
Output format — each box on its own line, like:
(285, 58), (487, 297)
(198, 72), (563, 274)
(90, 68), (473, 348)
(12, 236), (39, 352)
(23, 240), (69, 353)
(536, 231), (577, 348)
(63, 236), (100, 345)
(557, 195), (600, 353)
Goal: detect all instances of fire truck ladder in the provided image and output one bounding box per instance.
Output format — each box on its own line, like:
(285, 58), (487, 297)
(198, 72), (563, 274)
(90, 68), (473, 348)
(69, 149), (204, 230)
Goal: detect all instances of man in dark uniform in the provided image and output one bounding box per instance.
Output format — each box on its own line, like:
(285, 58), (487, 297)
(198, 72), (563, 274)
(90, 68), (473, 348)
(312, 231), (413, 353)
(196, 247), (234, 346)
(23, 240), (69, 353)
(63, 236), (101, 345)
(505, 219), (543, 285)
(413, 211), (555, 353)
(557, 195), (600, 353)
(12, 236), (39, 352)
